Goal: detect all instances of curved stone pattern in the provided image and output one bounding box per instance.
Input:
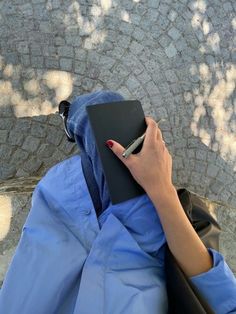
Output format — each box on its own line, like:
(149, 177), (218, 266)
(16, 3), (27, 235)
(0, 0), (236, 287)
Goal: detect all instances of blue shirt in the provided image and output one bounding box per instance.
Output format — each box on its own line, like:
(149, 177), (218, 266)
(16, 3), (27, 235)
(0, 154), (236, 314)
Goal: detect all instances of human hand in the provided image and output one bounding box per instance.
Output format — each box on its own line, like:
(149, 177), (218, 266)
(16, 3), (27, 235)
(105, 116), (174, 195)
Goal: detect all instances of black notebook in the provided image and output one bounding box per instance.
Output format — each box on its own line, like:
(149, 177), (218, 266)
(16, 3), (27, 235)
(86, 100), (147, 205)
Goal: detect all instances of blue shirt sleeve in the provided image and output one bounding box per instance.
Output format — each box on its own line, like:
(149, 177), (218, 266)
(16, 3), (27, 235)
(189, 248), (236, 314)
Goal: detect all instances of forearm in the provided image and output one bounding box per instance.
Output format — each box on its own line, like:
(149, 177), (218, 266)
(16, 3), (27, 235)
(147, 185), (213, 277)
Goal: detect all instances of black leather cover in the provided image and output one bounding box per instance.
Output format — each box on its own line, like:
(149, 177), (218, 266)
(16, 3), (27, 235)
(86, 100), (147, 204)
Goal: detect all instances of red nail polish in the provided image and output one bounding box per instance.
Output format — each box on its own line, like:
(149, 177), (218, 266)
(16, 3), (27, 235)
(106, 140), (113, 148)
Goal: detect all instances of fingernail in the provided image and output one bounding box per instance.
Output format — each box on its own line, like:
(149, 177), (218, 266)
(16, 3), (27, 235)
(106, 140), (113, 148)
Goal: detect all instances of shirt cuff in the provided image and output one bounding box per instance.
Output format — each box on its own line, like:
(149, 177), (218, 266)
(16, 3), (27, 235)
(189, 248), (236, 314)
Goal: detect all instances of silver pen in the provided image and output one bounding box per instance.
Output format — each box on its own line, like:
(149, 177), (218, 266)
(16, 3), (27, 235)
(122, 118), (166, 158)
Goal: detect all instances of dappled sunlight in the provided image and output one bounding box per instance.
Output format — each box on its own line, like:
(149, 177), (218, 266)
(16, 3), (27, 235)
(191, 12), (203, 29)
(232, 17), (236, 29)
(199, 63), (211, 81)
(43, 70), (73, 103)
(206, 32), (220, 53)
(121, 10), (131, 23)
(202, 19), (210, 35)
(191, 0), (221, 53)
(0, 196), (12, 241)
(190, 63), (236, 161)
(0, 55), (74, 117)
(24, 79), (41, 96)
(64, 1), (108, 50)
(190, 0), (236, 166)
(3, 64), (14, 77)
(101, 0), (112, 12)
(192, 0), (207, 13)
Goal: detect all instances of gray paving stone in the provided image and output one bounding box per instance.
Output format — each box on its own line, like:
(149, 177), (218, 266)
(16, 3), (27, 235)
(57, 46), (74, 58)
(129, 41), (144, 55)
(159, 34), (172, 48)
(11, 149), (29, 164)
(81, 78), (95, 91)
(0, 165), (16, 180)
(22, 156), (43, 174)
(16, 42), (29, 54)
(157, 14), (170, 30)
(30, 123), (47, 138)
(38, 143), (56, 159)
(119, 21), (134, 35)
(168, 9), (178, 22)
(74, 61), (86, 75)
(59, 137), (77, 155)
(131, 28), (144, 42)
(8, 131), (24, 147)
(0, 145), (13, 160)
(48, 115), (61, 126)
(59, 58), (73, 71)
(148, 0), (160, 9)
(129, 14), (142, 26)
(217, 169), (234, 185)
(223, 2), (233, 12)
(51, 0), (60, 9)
(39, 21), (52, 33)
(218, 189), (232, 203)
(0, 118), (15, 130)
(196, 150), (208, 161)
(168, 27), (181, 41)
(21, 3), (33, 16)
(164, 69), (178, 83)
(159, 3), (169, 16)
(190, 171), (202, 185)
(15, 168), (30, 178)
(0, 130), (8, 143)
(165, 43), (177, 58)
(207, 151), (217, 163)
(195, 160), (207, 174)
(0, 106), (13, 118)
(145, 80), (160, 97)
(99, 55), (116, 70)
(170, 83), (182, 95)
(22, 136), (41, 153)
(126, 75), (140, 92)
(31, 116), (48, 123)
(46, 126), (64, 146)
(210, 179), (225, 194)
(31, 56), (44, 68)
(30, 43), (42, 56)
(45, 57), (58, 69)
(55, 37), (66, 46)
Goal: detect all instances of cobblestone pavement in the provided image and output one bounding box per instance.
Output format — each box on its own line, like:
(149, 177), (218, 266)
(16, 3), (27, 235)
(0, 0), (236, 285)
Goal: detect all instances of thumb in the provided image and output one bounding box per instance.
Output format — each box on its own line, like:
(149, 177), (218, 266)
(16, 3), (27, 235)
(105, 139), (136, 168)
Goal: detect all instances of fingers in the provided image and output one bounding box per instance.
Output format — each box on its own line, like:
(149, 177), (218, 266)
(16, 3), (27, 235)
(144, 116), (163, 146)
(105, 116), (164, 167)
(105, 139), (136, 167)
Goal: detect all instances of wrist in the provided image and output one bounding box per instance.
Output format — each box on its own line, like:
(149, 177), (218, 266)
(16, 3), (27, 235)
(146, 183), (177, 207)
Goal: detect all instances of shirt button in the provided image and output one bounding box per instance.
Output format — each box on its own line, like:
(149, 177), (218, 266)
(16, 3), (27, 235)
(84, 208), (91, 215)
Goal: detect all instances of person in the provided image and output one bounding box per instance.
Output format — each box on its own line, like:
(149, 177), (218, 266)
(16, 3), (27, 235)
(0, 90), (235, 314)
